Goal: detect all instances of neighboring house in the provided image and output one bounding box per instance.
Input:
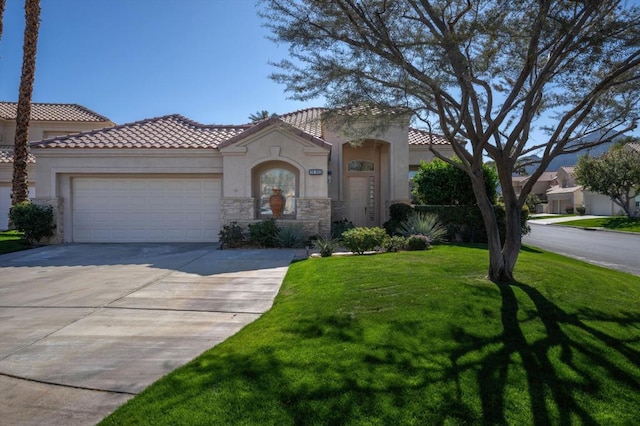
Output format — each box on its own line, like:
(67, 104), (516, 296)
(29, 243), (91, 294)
(0, 102), (114, 229)
(30, 107), (454, 243)
(545, 166), (583, 214)
(512, 171), (556, 198)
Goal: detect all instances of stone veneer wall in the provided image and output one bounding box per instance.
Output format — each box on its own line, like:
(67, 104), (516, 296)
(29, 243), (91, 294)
(32, 197), (63, 244)
(220, 198), (257, 222)
(221, 197), (331, 238)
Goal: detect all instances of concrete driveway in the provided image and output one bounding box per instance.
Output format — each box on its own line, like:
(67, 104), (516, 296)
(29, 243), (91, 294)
(0, 243), (295, 425)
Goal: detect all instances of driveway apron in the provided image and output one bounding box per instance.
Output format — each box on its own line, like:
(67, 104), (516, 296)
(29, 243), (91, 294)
(0, 244), (295, 425)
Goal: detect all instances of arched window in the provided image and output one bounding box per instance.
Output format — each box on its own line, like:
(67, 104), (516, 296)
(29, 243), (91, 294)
(254, 163), (298, 217)
(347, 159), (375, 172)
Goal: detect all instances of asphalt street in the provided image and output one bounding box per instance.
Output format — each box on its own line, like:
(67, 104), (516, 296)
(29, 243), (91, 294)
(523, 222), (640, 276)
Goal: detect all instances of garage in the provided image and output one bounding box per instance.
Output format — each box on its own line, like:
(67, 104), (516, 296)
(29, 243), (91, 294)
(72, 177), (221, 242)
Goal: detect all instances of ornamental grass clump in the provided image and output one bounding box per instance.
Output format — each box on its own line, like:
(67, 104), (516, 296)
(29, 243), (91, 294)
(397, 213), (447, 243)
(312, 236), (339, 257)
(276, 223), (307, 248)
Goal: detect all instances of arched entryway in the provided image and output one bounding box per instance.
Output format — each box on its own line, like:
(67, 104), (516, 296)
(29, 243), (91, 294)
(342, 140), (390, 227)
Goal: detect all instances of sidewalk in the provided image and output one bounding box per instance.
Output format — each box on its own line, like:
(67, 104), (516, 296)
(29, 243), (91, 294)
(528, 214), (602, 225)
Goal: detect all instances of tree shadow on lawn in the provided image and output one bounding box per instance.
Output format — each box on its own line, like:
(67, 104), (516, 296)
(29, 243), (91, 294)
(140, 283), (640, 424)
(450, 281), (640, 425)
(602, 216), (640, 229)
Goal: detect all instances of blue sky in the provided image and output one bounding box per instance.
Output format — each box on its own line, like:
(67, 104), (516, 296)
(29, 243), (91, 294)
(1, 0), (637, 143)
(0, 0), (320, 125)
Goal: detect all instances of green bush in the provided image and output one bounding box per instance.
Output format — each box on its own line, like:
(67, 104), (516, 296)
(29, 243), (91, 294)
(383, 235), (407, 252)
(406, 234), (430, 251)
(565, 206), (575, 214)
(414, 205), (530, 243)
(576, 206), (586, 215)
(9, 202), (55, 245)
(331, 218), (354, 239)
(218, 222), (245, 249)
(396, 212), (447, 243)
(383, 203), (413, 235)
(341, 227), (387, 254)
(276, 223), (307, 248)
(248, 218), (279, 247)
(312, 236), (339, 257)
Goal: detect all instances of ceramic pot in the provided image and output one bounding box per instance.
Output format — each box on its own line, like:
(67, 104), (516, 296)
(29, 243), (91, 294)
(269, 188), (285, 218)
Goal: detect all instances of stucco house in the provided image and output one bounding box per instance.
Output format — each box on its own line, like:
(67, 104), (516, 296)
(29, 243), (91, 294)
(0, 102), (114, 229)
(30, 107), (454, 243)
(512, 171), (556, 198)
(545, 166), (583, 213)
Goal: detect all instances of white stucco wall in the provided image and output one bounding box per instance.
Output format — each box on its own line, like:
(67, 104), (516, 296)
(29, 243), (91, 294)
(0, 120), (113, 144)
(219, 126), (330, 199)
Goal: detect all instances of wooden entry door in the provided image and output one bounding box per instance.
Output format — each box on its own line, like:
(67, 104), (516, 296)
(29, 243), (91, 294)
(348, 175), (376, 227)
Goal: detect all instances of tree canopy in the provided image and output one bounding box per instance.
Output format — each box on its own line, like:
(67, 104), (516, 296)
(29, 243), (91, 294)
(261, 0), (640, 281)
(575, 146), (640, 217)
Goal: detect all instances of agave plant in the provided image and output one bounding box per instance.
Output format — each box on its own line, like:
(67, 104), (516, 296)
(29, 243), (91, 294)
(396, 213), (447, 243)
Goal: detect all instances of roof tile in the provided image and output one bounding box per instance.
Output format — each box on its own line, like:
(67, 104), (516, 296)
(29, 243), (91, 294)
(31, 114), (250, 149)
(0, 145), (36, 164)
(0, 102), (112, 122)
(29, 107), (452, 150)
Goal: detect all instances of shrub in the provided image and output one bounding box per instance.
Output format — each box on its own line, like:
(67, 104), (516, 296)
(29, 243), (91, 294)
(525, 193), (541, 212)
(383, 235), (407, 252)
(218, 221), (245, 249)
(312, 236), (339, 257)
(341, 227), (387, 254)
(9, 202), (55, 245)
(565, 206), (575, 214)
(576, 206), (586, 215)
(383, 203), (413, 235)
(276, 223), (307, 248)
(396, 213), (447, 243)
(406, 234), (430, 251)
(414, 205), (530, 243)
(248, 218), (279, 247)
(331, 218), (354, 239)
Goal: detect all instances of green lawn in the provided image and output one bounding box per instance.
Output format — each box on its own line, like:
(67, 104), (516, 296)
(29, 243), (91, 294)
(556, 216), (640, 233)
(102, 246), (640, 425)
(0, 230), (31, 254)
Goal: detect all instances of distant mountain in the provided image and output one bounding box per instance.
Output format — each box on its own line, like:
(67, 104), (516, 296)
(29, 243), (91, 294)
(515, 131), (619, 175)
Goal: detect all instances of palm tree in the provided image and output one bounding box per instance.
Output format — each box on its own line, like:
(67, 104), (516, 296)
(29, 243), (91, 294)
(248, 110), (276, 123)
(12, 0), (40, 206)
(0, 0), (7, 41)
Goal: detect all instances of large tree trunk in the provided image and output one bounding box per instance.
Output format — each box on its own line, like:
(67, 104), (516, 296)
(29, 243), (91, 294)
(12, 0), (40, 206)
(468, 167), (516, 282)
(501, 196), (523, 280)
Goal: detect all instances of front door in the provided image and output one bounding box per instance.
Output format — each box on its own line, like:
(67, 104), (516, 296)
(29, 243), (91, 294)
(347, 175), (376, 227)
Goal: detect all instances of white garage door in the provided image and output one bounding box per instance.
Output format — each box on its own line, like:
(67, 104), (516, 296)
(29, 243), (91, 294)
(72, 177), (221, 242)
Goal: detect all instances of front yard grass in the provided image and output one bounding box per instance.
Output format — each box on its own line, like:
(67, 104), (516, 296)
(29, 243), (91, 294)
(0, 230), (31, 254)
(557, 216), (640, 232)
(102, 245), (640, 425)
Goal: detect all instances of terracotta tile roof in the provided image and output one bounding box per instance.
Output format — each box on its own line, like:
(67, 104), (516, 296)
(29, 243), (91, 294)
(546, 185), (582, 195)
(30, 115), (250, 149)
(408, 128), (451, 145)
(30, 107), (452, 150)
(626, 142), (640, 153)
(0, 145), (36, 164)
(219, 116), (331, 151)
(0, 102), (112, 122)
(279, 108), (325, 138)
